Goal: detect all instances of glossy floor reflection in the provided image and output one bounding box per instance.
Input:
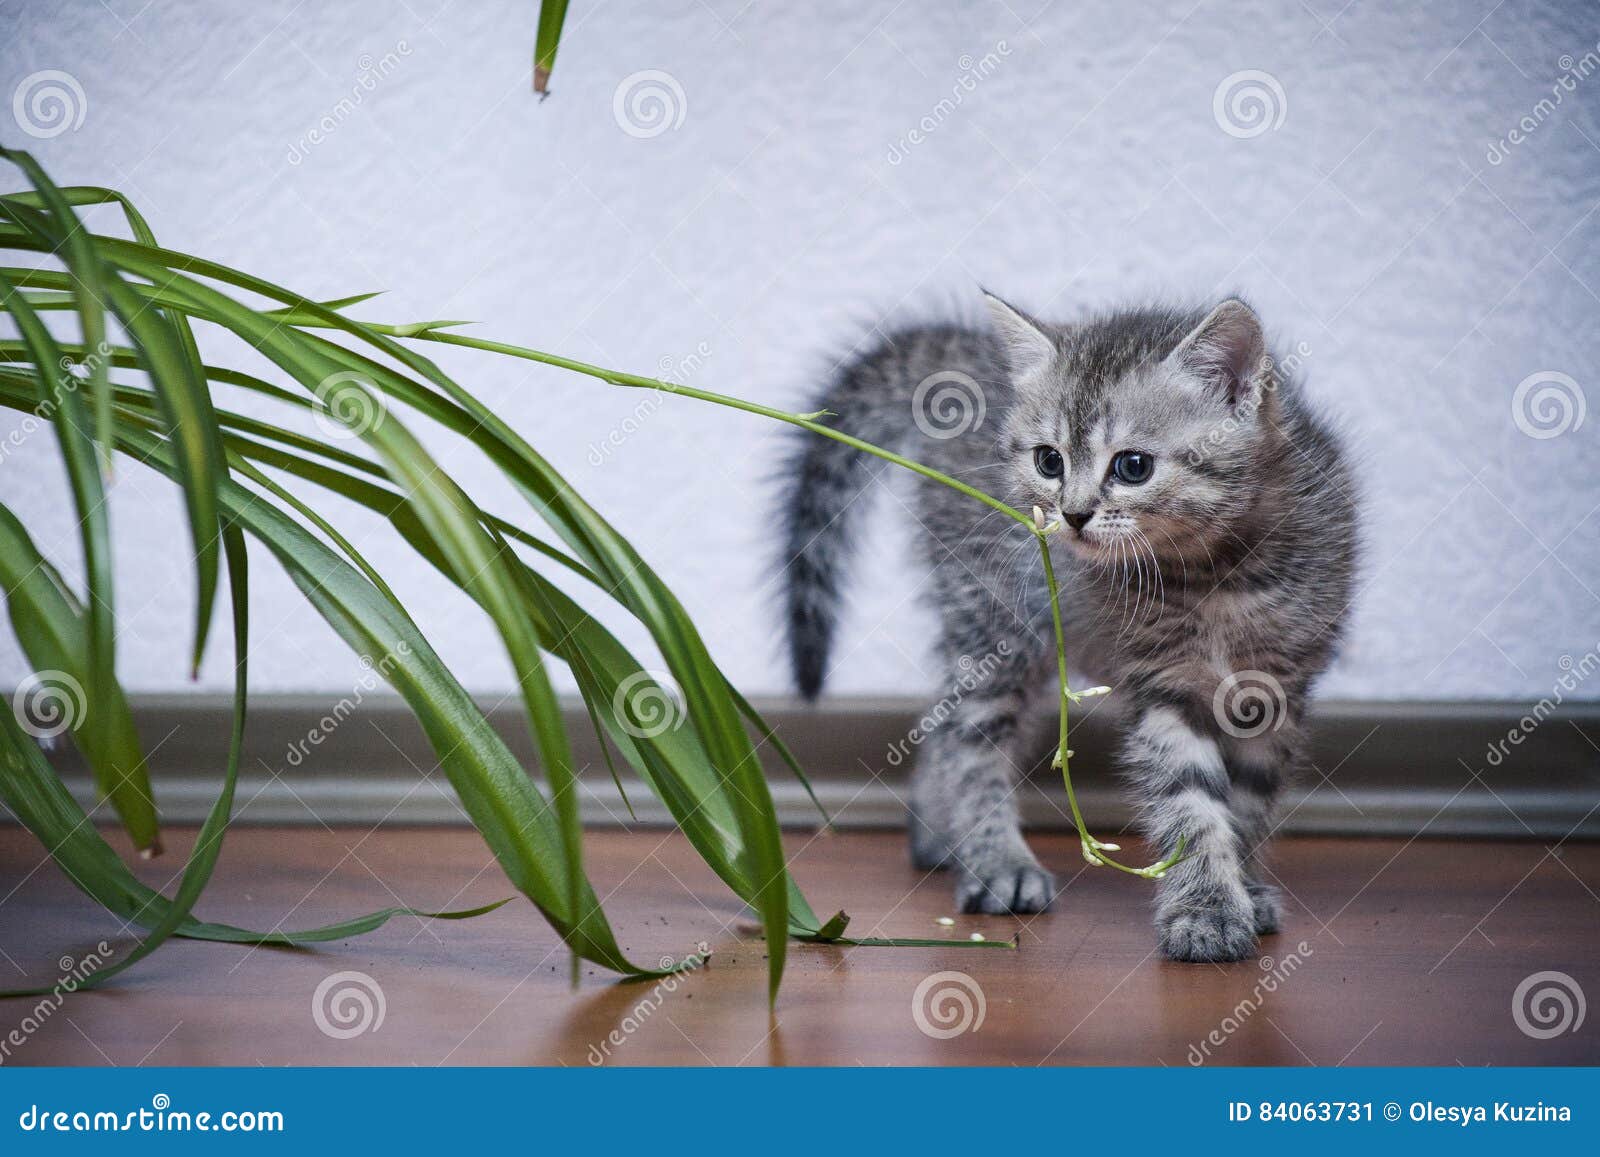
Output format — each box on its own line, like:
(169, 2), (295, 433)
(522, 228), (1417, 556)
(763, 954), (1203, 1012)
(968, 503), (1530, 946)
(2, 828), (1595, 1065)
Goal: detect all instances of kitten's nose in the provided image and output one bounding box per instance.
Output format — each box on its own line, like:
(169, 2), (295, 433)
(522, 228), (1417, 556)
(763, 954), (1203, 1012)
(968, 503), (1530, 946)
(1063, 510), (1095, 532)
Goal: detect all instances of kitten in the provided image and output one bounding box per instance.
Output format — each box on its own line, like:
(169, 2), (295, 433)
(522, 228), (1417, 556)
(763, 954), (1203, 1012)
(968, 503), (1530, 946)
(778, 294), (1357, 962)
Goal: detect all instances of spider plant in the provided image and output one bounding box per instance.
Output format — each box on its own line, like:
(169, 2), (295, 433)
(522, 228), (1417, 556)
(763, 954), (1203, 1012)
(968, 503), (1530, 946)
(0, 147), (1172, 1004)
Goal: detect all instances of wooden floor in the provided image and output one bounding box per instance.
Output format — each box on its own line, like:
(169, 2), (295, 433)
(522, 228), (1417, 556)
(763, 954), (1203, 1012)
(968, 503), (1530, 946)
(1, 826), (1596, 1065)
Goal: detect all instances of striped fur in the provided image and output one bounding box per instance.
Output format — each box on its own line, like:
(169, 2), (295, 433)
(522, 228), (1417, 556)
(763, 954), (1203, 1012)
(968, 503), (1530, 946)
(778, 295), (1358, 962)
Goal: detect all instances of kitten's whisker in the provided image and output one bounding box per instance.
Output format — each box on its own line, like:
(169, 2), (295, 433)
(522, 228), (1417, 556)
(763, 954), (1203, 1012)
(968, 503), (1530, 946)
(1150, 525), (1189, 589)
(1115, 535), (1135, 637)
(1123, 534), (1148, 641)
(1133, 527), (1165, 612)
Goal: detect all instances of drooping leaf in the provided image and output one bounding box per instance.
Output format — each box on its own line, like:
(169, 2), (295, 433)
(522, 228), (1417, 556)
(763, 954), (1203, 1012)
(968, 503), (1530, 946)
(0, 504), (156, 851)
(534, 0), (570, 95)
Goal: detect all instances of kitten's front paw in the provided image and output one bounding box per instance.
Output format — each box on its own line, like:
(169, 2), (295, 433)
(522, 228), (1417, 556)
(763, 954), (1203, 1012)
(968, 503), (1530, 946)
(1158, 900), (1257, 962)
(1247, 882), (1282, 935)
(955, 862), (1056, 914)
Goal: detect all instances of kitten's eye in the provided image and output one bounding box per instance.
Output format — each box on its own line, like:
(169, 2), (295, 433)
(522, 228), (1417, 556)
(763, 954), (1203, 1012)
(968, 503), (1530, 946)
(1033, 446), (1064, 479)
(1110, 450), (1154, 485)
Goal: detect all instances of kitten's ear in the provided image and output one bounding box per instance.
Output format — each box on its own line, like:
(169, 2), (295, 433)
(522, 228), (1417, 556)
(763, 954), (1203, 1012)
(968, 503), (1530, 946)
(982, 290), (1056, 379)
(1166, 299), (1267, 408)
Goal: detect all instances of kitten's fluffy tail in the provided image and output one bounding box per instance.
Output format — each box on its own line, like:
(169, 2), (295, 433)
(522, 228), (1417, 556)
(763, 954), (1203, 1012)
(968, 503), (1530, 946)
(778, 347), (915, 701)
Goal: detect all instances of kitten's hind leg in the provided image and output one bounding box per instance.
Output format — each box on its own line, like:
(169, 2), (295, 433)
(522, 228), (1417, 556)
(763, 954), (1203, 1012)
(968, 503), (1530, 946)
(1122, 701), (1256, 962)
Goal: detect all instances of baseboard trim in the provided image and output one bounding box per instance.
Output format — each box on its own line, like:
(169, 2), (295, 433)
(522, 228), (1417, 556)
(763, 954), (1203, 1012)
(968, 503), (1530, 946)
(19, 695), (1600, 839)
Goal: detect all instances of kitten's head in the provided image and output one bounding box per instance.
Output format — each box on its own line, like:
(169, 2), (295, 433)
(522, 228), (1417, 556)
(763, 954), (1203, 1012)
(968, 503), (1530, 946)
(988, 293), (1282, 566)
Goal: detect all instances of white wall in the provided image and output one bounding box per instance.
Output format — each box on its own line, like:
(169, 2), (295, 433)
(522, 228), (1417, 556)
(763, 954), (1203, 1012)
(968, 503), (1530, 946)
(2, 0), (1597, 702)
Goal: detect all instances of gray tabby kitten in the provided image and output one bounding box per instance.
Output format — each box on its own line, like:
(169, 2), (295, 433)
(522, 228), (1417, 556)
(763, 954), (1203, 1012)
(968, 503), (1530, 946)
(779, 294), (1356, 962)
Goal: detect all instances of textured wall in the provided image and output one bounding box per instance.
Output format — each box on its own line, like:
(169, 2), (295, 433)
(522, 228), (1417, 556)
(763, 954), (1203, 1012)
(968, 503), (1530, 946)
(1, 0), (1597, 702)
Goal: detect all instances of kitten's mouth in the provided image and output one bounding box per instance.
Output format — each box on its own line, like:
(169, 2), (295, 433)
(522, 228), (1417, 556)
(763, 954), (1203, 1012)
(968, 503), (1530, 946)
(1064, 525), (1145, 565)
(1041, 509), (1144, 563)
(1063, 528), (1110, 558)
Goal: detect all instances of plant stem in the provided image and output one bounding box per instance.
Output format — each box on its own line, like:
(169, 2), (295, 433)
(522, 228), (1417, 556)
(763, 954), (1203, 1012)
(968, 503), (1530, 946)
(418, 331), (1038, 530)
(1036, 532), (1182, 876)
(410, 328), (1180, 877)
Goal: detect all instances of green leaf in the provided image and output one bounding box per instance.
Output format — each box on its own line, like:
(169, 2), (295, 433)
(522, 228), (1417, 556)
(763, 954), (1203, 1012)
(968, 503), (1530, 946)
(113, 415), (669, 976)
(0, 709), (513, 967)
(0, 504), (157, 852)
(2, 167), (228, 680)
(0, 151), (114, 475)
(69, 239), (795, 1001)
(534, 0), (570, 94)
